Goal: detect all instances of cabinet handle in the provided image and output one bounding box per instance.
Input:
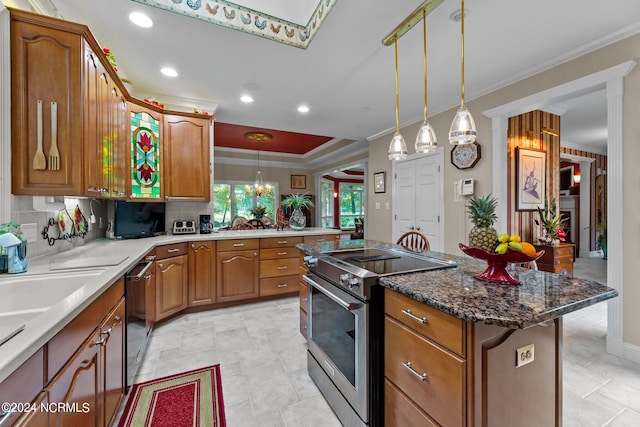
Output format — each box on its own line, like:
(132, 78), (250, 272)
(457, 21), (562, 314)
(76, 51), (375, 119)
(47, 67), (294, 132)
(143, 275), (151, 280)
(277, 283), (288, 288)
(158, 263), (163, 268)
(114, 315), (121, 321)
(0, 410), (16, 426)
(101, 327), (112, 336)
(191, 244), (196, 248)
(402, 361), (427, 381)
(146, 255), (157, 261)
(277, 241), (288, 244)
(316, 239), (325, 242)
(94, 337), (107, 346)
(277, 266), (288, 270)
(277, 251), (288, 255)
(233, 243), (245, 247)
(401, 309), (427, 324)
(167, 248), (180, 253)
(303, 297), (308, 302)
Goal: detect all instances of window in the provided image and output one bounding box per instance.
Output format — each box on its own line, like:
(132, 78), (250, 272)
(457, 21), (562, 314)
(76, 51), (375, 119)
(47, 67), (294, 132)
(320, 180), (334, 227)
(213, 182), (278, 228)
(339, 183), (364, 227)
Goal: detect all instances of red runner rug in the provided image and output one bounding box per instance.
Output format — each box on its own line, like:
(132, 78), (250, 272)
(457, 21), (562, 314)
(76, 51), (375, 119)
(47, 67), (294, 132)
(118, 365), (226, 427)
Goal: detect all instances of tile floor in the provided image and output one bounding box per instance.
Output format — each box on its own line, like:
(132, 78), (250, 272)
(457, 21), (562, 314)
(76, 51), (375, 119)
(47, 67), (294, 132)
(119, 256), (640, 426)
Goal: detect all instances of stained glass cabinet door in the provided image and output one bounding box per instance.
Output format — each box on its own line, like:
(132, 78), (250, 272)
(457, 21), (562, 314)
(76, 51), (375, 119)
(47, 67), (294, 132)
(129, 109), (162, 199)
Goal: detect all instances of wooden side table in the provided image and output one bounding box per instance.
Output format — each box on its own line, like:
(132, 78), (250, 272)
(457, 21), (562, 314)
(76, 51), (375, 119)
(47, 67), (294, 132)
(534, 243), (575, 276)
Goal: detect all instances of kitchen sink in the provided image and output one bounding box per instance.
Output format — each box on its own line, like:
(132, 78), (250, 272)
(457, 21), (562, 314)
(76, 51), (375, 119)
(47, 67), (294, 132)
(0, 269), (106, 313)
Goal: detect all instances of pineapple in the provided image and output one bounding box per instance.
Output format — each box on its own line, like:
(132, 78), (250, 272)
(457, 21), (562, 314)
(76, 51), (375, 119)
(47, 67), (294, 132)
(466, 194), (499, 252)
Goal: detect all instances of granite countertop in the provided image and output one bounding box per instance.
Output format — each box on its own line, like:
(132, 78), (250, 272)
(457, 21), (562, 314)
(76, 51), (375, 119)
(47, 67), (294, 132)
(0, 227), (340, 383)
(298, 239), (618, 329)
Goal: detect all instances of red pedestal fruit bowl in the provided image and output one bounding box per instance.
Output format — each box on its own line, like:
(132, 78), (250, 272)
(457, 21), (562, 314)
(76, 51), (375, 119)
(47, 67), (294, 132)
(458, 243), (545, 285)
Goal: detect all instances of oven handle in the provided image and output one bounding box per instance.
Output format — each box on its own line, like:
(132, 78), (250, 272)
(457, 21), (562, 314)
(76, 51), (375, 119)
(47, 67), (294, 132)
(126, 260), (153, 281)
(303, 274), (359, 311)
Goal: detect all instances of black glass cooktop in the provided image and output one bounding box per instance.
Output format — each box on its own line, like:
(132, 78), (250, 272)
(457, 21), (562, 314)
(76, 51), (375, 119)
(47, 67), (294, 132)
(328, 248), (455, 276)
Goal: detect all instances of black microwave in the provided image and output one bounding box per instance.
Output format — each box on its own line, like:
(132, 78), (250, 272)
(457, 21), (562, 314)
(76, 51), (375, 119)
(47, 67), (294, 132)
(113, 201), (166, 239)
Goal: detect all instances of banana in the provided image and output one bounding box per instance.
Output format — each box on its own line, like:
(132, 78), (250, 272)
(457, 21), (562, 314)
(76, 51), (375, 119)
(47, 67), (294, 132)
(509, 234), (521, 243)
(498, 233), (510, 243)
(496, 242), (509, 254)
(508, 241), (523, 252)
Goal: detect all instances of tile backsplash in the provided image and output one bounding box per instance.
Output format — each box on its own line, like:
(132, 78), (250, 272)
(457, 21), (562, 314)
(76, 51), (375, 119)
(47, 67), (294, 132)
(8, 196), (215, 260)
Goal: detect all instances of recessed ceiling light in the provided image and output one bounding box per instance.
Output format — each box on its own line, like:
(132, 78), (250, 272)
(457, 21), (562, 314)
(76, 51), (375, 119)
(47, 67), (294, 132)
(240, 95), (254, 103)
(297, 105), (309, 113)
(161, 67), (178, 77)
(129, 12), (153, 28)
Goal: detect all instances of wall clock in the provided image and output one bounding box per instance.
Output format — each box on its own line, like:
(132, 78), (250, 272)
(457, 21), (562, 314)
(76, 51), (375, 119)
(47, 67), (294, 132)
(451, 142), (481, 169)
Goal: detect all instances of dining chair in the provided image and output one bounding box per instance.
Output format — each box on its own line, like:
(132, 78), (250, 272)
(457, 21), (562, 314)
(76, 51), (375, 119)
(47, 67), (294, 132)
(396, 231), (430, 252)
(231, 222), (255, 230)
(248, 218), (268, 229)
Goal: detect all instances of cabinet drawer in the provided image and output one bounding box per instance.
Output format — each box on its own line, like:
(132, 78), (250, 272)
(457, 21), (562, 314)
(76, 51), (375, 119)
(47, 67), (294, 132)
(385, 379), (438, 427)
(260, 275), (299, 296)
(217, 239), (259, 252)
(260, 258), (299, 278)
(553, 245), (574, 258)
(260, 236), (302, 249)
(385, 288), (465, 356)
(385, 316), (465, 427)
(156, 242), (188, 259)
(48, 278), (124, 382)
(302, 234), (338, 243)
(260, 247), (299, 260)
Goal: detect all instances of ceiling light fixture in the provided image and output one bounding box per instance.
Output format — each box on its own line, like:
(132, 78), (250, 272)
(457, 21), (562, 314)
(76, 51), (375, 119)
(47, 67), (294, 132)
(240, 95), (254, 103)
(129, 12), (153, 28)
(298, 105), (309, 113)
(243, 133), (273, 197)
(383, 1), (443, 160)
(387, 36), (407, 161)
(449, 0), (477, 145)
(415, 9), (437, 154)
(160, 67), (178, 77)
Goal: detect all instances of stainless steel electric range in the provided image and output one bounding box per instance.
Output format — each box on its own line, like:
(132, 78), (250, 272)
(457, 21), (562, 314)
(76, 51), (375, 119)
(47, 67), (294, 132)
(303, 247), (456, 427)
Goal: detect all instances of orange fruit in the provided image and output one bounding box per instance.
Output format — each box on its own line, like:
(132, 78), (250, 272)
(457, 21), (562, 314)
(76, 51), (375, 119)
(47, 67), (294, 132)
(520, 242), (536, 257)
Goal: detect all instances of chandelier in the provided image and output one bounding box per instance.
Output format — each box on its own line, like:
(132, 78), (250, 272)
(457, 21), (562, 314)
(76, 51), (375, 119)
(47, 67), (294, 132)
(244, 132), (273, 197)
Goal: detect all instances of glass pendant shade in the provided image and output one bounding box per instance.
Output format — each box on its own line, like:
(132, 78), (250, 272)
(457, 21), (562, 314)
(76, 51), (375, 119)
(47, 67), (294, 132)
(388, 132), (408, 160)
(415, 120), (438, 153)
(449, 104), (477, 144)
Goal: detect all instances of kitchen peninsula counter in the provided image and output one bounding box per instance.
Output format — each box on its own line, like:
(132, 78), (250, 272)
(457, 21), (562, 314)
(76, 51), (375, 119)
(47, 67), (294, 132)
(0, 227), (340, 383)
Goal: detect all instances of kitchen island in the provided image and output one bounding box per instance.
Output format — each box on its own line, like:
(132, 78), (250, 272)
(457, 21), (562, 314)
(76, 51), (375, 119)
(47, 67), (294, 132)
(298, 239), (618, 427)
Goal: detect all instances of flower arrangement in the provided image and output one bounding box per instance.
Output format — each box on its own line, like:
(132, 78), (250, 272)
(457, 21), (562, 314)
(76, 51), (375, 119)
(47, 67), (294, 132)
(535, 199), (568, 245)
(143, 98), (165, 109)
(249, 205), (266, 219)
(193, 108), (215, 118)
(102, 47), (117, 72)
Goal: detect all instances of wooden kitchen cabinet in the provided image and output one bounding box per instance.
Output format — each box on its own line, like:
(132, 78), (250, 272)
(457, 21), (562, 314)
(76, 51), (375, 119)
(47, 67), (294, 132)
(188, 241), (216, 306)
(0, 348), (44, 427)
(10, 10), (84, 196)
(128, 102), (163, 200)
(217, 239), (259, 302)
(155, 243), (189, 321)
(163, 114), (212, 201)
(102, 299), (125, 427)
(259, 236), (300, 297)
(534, 242), (575, 276)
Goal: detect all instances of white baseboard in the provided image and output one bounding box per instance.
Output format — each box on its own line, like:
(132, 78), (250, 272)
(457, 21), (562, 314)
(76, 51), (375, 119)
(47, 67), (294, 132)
(607, 337), (640, 364)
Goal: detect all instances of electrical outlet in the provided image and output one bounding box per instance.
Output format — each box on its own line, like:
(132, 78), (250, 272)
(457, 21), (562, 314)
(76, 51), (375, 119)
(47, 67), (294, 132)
(454, 182), (462, 202)
(516, 343), (535, 368)
(20, 223), (38, 243)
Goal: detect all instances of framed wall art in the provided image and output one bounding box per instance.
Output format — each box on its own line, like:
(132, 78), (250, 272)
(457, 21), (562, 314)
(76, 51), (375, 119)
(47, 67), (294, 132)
(516, 147), (546, 211)
(374, 171), (385, 193)
(291, 174), (306, 189)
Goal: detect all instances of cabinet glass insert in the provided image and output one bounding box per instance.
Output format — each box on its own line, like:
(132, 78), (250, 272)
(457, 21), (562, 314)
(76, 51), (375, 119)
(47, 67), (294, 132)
(130, 111), (161, 199)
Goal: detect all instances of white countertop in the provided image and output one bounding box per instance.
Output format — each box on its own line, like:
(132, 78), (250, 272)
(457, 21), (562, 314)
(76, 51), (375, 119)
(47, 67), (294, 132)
(0, 227), (340, 382)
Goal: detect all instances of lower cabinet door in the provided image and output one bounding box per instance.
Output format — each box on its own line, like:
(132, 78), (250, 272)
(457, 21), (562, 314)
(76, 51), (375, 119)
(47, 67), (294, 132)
(385, 379), (438, 427)
(47, 331), (102, 427)
(156, 255), (188, 321)
(216, 250), (259, 302)
(14, 392), (49, 427)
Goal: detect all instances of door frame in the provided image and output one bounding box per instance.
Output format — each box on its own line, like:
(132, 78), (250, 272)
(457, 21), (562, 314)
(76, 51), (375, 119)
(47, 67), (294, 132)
(483, 60), (636, 361)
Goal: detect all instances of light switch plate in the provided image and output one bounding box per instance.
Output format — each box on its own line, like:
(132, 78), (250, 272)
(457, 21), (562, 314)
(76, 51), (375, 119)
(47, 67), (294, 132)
(20, 223), (38, 243)
(516, 343), (535, 368)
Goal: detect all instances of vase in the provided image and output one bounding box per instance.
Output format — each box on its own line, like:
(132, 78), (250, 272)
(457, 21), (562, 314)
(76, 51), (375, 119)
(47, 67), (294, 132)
(289, 208), (306, 231)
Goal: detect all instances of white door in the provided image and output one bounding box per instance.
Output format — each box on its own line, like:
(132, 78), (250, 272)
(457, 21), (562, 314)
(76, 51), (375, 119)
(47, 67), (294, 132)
(393, 150), (444, 251)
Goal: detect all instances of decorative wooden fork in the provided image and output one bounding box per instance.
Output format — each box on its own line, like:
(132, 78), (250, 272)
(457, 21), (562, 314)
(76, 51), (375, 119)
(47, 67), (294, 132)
(49, 101), (60, 170)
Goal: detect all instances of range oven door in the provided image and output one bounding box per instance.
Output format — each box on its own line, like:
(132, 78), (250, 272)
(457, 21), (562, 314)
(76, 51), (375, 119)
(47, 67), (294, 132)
(304, 273), (369, 423)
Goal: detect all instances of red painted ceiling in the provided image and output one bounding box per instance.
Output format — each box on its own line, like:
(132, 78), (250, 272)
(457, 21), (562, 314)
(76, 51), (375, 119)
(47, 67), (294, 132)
(214, 122), (334, 155)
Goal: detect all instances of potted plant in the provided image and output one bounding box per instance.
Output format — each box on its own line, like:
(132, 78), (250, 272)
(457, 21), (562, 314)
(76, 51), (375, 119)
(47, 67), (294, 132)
(282, 194), (314, 230)
(597, 222), (607, 260)
(249, 205), (266, 219)
(535, 199), (568, 245)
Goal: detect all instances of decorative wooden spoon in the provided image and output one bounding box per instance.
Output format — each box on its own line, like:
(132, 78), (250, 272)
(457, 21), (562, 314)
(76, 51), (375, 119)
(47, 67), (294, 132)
(33, 100), (46, 170)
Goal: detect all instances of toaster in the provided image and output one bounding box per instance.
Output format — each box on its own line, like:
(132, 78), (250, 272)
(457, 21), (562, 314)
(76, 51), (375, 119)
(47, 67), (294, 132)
(172, 220), (196, 235)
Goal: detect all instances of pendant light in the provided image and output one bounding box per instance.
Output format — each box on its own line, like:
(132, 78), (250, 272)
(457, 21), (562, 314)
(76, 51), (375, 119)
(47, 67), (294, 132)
(415, 9), (437, 153)
(244, 132), (273, 197)
(449, 0), (477, 145)
(388, 36), (408, 161)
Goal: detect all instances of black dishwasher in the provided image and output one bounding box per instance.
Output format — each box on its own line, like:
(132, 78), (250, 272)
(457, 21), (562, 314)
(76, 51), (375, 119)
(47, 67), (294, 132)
(125, 254), (155, 390)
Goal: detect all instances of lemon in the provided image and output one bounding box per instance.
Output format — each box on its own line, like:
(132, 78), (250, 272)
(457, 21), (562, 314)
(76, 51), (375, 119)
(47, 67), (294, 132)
(498, 233), (510, 243)
(509, 234), (521, 243)
(496, 242), (509, 254)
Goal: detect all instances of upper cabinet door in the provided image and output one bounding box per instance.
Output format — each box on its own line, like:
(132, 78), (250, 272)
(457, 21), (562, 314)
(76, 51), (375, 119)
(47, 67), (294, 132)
(163, 115), (211, 201)
(10, 17), (84, 196)
(128, 103), (163, 200)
